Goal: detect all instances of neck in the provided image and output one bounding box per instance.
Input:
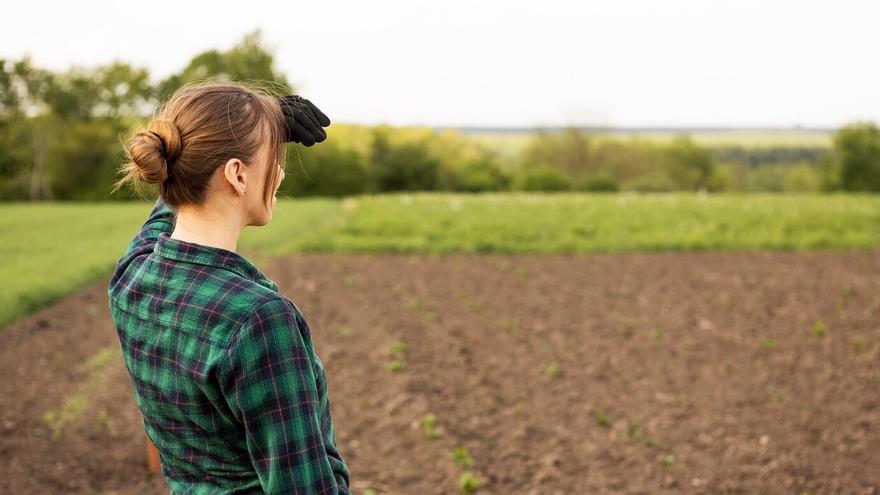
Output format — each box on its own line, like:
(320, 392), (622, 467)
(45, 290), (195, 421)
(170, 201), (243, 252)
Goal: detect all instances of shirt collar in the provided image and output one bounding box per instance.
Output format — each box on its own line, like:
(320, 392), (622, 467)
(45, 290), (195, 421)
(154, 231), (278, 292)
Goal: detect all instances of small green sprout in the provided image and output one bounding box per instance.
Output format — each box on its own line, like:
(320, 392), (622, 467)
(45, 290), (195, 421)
(387, 360), (405, 372)
(625, 419), (642, 441)
(648, 328), (663, 341)
(390, 340), (407, 355)
(421, 413), (441, 440)
(758, 338), (777, 350)
(542, 361), (560, 377)
(457, 471), (481, 494)
(812, 320), (826, 337)
(338, 324), (352, 336)
(659, 454), (675, 467)
(450, 447), (474, 468)
(594, 410), (612, 428)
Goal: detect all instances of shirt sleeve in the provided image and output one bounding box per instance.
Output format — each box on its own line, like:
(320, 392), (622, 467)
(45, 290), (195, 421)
(220, 297), (350, 495)
(120, 196), (177, 260)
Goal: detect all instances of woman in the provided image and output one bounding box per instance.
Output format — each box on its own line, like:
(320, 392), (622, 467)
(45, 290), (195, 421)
(106, 81), (350, 494)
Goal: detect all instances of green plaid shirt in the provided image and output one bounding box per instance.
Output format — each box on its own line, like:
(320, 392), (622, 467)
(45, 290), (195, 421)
(107, 198), (350, 494)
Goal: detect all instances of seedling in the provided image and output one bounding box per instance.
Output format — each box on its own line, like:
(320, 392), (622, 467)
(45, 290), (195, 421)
(625, 419), (642, 441)
(421, 413), (441, 440)
(362, 490), (382, 495)
(542, 361), (560, 377)
(758, 338), (777, 350)
(514, 266), (527, 277)
(812, 320), (826, 337)
(407, 297), (424, 310)
(457, 471), (481, 494)
(342, 275), (355, 287)
(659, 454), (675, 468)
(594, 409), (613, 428)
(338, 324), (352, 336)
(648, 328), (663, 341)
(390, 340), (407, 355)
(450, 447), (474, 468)
(387, 360), (405, 372)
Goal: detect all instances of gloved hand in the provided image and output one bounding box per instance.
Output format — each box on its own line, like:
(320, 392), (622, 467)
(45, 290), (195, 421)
(276, 95), (331, 146)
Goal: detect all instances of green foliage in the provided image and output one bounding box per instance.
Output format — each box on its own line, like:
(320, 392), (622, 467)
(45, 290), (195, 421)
(576, 172), (619, 192)
(452, 157), (511, 192)
(457, 471), (482, 494)
(512, 165), (571, 191)
(831, 121), (880, 192)
(812, 320), (826, 337)
(594, 409), (613, 428)
(282, 142), (369, 197)
(156, 29), (291, 99)
(421, 413), (441, 440)
(663, 135), (717, 191)
(390, 339), (407, 355)
(450, 447), (475, 468)
(370, 128), (441, 191)
(387, 360), (405, 372)
(542, 361), (560, 377)
(521, 127), (591, 179)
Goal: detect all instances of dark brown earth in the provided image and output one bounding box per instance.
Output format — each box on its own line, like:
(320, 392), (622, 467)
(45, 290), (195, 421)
(1, 251), (879, 495)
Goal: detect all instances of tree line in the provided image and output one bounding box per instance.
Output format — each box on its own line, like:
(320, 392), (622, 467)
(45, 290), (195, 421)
(2, 30), (878, 201)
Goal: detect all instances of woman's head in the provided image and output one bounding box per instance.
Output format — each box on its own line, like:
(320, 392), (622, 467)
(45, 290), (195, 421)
(113, 80), (287, 226)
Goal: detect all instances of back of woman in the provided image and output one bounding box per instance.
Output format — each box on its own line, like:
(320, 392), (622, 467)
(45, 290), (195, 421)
(106, 81), (350, 494)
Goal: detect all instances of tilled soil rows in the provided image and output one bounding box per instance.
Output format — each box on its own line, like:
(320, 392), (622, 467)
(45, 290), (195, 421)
(1, 251), (878, 494)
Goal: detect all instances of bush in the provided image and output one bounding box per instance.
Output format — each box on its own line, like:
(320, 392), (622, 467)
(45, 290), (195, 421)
(576, 172), (619, 192)
(512, 165), (571, 191)
(451, 157), (511, 192)
(832, 121), (880, 192)
(281, 143), (369, 197)
(370, 131), (440, 192)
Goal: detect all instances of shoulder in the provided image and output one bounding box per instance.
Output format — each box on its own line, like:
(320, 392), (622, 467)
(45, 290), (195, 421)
(228, 294), (311, 350)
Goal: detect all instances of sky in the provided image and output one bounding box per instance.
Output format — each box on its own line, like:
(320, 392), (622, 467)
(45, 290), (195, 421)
(2, 0), (878, 128)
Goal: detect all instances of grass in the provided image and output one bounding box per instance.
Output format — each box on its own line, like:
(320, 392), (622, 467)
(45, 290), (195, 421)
(3, 192), (879, 329)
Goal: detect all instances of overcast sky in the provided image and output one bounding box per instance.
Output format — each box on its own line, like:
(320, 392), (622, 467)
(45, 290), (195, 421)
(2, 0), (878, 128)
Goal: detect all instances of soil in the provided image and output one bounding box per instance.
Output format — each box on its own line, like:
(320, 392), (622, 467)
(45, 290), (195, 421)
(1, 251), (879, 495)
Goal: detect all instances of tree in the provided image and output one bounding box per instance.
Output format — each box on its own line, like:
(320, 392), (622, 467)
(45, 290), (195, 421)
(157, 29), (292, 99)
(663, 135), (716, 191)
(521, 127), (592, 179)
(369, 129), (440, 192)
(831, 122), (880, 192)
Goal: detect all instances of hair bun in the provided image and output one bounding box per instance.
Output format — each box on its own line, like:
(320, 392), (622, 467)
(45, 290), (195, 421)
(128, 119), (183, 184)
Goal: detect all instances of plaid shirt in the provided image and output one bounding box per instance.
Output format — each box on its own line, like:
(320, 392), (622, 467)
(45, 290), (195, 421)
(107, 197), (350, 494)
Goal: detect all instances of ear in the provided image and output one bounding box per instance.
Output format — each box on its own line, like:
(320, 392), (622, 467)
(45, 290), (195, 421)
(223, 158), (248, 197)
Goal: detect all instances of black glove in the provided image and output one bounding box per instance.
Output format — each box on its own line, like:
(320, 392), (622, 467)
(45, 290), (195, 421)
(276, 95), (331, 146)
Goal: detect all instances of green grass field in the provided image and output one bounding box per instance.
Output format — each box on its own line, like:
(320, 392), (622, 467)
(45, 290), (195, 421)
(1, 192), (877, 328)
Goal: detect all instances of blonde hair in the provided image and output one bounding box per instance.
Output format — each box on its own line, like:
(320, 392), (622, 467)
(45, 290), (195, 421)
(112, 79), (287, 212)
